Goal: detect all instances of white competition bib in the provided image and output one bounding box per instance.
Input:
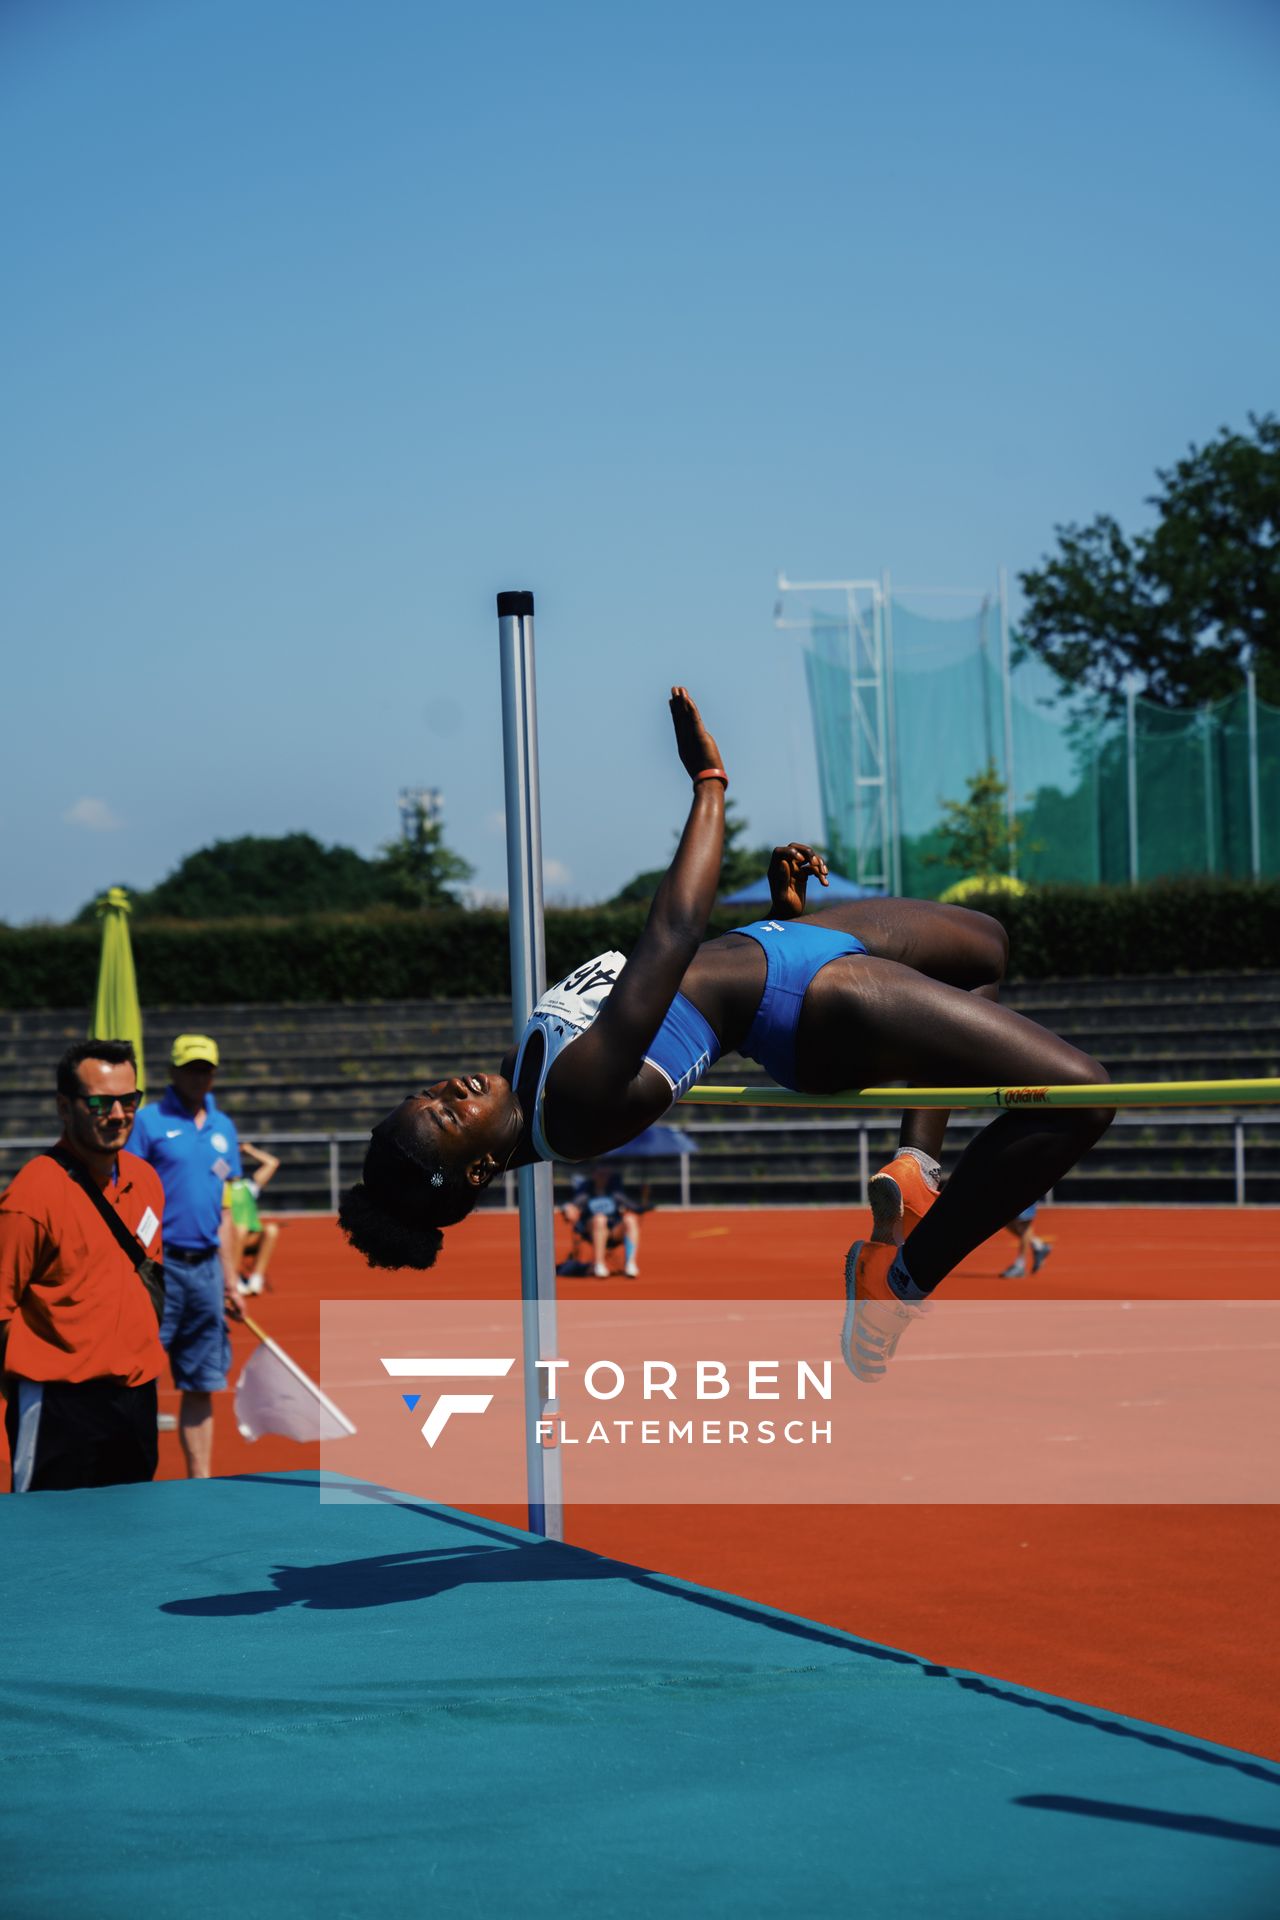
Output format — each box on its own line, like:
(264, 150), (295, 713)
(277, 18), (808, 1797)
(513, 951), (629, 1164)
(535, 952), (627, 1035)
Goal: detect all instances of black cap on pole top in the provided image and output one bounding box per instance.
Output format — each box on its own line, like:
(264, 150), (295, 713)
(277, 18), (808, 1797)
(497, 590), (535, 618)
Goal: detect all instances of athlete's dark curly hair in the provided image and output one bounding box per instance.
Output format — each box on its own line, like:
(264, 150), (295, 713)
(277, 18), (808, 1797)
(338, 1112), (478, 1271)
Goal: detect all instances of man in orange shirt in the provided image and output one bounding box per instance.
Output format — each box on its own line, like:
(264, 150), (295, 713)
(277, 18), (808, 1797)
(0, 1040), (166, 1493)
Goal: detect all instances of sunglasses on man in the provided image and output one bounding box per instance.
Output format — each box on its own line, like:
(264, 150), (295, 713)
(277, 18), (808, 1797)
(74, 1090), (145, 1117)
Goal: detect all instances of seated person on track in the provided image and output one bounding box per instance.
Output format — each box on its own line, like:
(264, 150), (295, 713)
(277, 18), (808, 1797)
(557, 1165), (643, 1278)
(340, 687), (1114, 1381)
(227, 1141), (281, 1297)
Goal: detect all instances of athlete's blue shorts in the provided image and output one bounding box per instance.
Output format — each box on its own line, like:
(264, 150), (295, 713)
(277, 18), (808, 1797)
(731, 918), (867, 1091)
(644, 991), (722, 1101)
(160, 1250), (231, 1393)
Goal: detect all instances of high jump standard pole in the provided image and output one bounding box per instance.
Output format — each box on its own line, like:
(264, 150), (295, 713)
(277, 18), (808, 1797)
(496, 590), (564, 1541)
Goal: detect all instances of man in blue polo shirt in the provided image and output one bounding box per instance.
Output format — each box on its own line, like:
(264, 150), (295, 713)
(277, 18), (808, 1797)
(128, 1034), (242, 1477)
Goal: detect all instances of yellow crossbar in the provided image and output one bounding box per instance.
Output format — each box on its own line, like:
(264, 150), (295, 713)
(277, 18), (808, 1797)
(680, 1078), (1280, 1112)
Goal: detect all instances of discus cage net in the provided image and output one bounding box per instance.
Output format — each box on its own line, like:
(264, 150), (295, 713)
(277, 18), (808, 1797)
(778, 575), (1280, 898)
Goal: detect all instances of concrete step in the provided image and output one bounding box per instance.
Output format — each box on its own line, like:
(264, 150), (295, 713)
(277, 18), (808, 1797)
(2, 976), (1274, 1038)
(1005, 972), (1280, 1005)
(7, 1018), (1279, 1077)
(5, 981), (1276, 1211)
(5, 1056), (1277, 1134)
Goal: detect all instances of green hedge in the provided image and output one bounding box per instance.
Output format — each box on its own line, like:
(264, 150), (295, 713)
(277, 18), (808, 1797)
(962, 877), (1279, 979)
(0, 879), (1275, 1009)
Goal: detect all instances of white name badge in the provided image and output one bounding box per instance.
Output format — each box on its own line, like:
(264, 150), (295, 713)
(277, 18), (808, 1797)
(136, 1206), (160, 1249)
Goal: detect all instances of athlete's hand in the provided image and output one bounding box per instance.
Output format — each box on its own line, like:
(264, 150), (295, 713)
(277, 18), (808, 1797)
(669, 687), (725, 783)
(767, 843), (829, 919)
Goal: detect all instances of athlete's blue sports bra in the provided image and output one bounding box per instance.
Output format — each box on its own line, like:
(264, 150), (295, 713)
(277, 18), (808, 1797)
(511, 952), (722, 1163)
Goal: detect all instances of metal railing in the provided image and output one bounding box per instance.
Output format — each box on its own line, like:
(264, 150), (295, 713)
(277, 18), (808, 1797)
(671, 1111), (1280, 1207)
(3, 1110), (1278, 1209)
(0, 1130), (372, 1215)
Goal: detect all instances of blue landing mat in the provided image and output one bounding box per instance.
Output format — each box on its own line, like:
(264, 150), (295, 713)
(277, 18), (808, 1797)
(1, 1472), (1277, 1918)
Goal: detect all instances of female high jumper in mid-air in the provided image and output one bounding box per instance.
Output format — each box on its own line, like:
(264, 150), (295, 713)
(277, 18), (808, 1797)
(340, 688), (1114, 1379)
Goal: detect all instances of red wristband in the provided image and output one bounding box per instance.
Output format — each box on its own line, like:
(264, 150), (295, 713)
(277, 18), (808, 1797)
(693, 768), (728, 788)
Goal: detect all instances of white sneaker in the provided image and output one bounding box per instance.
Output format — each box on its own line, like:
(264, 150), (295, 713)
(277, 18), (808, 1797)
(594, 1262), (608, 1279)
(623, 1261), (640, 1278)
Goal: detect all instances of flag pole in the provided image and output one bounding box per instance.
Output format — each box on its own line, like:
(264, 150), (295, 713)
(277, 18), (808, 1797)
(238, 1312), (357, 1437)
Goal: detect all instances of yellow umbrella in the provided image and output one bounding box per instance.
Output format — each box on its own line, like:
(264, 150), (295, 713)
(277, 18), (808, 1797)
(90, 886), (147, 1101)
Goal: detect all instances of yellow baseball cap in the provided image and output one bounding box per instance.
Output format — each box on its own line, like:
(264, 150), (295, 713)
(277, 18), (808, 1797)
(172, 1034), (220, 1068)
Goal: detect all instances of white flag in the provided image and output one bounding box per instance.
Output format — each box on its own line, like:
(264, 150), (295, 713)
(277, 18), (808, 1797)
(235, 1333), (356, 1443)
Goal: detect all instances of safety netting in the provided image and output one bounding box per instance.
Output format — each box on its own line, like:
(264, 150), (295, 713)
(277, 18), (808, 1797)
(801, 597), (1279, 896)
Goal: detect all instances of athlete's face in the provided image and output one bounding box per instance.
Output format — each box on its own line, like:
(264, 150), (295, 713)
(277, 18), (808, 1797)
(399, 1074), (520, 1185)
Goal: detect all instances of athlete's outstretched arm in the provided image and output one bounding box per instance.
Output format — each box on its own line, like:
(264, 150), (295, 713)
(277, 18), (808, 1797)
(563, 688), (726, 1104)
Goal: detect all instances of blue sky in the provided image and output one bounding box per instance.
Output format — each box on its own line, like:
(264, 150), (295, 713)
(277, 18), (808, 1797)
(3, 0), (1276, 922)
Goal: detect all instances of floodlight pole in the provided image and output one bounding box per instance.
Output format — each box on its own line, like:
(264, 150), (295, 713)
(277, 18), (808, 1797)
(776, 573), (891, 890)
(881, 572), (902, 895)
(496, 590), (564, 1542)
(1246, 668), (1261, 879)
(1125, 681), (1140, 885)
(998, 568), (1016, 879)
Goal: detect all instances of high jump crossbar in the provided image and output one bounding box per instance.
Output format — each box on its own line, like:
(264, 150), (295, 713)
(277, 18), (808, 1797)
(682, 1079), (1280, 1112)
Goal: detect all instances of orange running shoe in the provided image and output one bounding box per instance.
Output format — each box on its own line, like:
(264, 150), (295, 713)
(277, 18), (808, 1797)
(868, 1153), (940, 1246)
(841, 1239), (926, 1383)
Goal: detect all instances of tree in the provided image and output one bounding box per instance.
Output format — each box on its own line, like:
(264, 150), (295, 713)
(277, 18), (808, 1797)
(925, 762), (1027, 881)
(375, 801), (475, 910)
(1019, 414), (1280, 712)
(608, 799), (776, 905)
(719, 799), (780, 894)
(607, 864), (670, 908)
(75, 815), (479, 923)
(92, 833), (389, 921)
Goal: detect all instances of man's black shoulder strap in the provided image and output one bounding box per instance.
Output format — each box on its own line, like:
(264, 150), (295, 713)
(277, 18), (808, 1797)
(43, 1147), (165, 1325)
(43, 1145), (150, 1271)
